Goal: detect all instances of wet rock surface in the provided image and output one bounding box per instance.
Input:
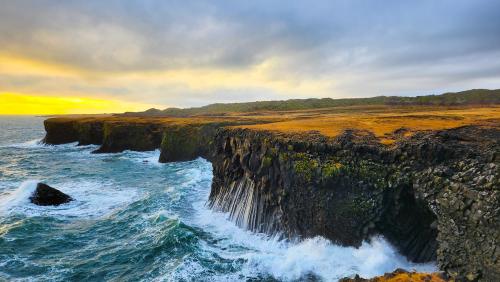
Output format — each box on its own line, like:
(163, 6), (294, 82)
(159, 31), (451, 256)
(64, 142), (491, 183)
(44, 118), (164, 153)
(92, 123), (164, 153)
(158, 124), (217, 162)
(209, 126), (499, 281)
(43, 120), (79, 144)
(30, 183), (73, 206)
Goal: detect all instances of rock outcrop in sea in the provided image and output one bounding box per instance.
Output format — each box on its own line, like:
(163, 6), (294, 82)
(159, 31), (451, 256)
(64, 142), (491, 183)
(42, 117), (499, 281)
(30, 183), (73, 206)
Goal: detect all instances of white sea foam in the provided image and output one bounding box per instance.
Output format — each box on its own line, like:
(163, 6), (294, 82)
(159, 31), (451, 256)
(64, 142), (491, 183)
(0, 180), (140, 218)
(160, 159), (213, 204)
(144, 209), (179, 223)
(4, 140), (86, 151)
(87, 149), (163, 166)
(178, 161), (213, 189)
(123, 150), (162, 166)
(185, 160), (436, 281)
(0, 139), (44, 149)
(0, 180), (39, 213)
(246, 236), (436, 281)
(16, 139), (43, 148)
(192, 194), (436, 281)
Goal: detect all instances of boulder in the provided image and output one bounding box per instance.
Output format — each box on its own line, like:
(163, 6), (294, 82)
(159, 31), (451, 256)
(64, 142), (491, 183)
(30, 183), (73, 206)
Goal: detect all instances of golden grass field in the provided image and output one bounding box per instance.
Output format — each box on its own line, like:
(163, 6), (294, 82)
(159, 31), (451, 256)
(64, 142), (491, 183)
(49, 105), (500, 145)
(231, 105), (500, 144)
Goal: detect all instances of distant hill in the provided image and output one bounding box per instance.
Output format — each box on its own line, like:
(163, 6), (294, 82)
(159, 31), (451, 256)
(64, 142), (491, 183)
(120, 89), (500, 117)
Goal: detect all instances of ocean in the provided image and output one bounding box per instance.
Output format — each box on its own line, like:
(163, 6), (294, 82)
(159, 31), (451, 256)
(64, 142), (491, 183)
(0, 116), (435, 281)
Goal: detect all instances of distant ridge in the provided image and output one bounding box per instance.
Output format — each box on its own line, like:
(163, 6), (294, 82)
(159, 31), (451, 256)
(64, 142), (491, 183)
(120, 89), (500, 117)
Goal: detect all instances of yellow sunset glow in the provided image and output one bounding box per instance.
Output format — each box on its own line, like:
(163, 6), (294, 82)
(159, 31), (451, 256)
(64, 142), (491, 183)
(121, 59), (335, 95)
(0, 52), (336, 112)
(0, 93), (158, 115)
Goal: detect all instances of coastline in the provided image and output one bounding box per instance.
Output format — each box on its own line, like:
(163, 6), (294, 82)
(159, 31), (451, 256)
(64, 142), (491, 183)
(41, 104), (500, 281)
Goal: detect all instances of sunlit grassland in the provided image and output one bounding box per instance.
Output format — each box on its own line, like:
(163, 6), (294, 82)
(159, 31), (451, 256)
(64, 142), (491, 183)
(47, 104), (499, 145)
(232, 105), (500, 144)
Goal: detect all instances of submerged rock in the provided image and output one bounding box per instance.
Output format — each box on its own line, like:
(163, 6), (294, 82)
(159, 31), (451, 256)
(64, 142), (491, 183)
(30, 183), (73, 206)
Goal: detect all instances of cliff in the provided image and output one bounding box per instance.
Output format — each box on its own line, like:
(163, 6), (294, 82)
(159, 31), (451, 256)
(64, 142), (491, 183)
(208, 126), (499, 281)
(44, 118), (167, 153)
(43, 117), (264, 156)
(42, 105), (500, 281)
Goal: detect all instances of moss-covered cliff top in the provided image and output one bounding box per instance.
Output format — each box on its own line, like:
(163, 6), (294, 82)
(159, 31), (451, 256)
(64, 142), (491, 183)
(45, 104), (500, 145)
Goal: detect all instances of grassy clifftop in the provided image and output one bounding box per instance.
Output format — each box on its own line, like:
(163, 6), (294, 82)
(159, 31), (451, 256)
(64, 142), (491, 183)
(46, 104), (500, 145)
(235, 105), (500, 144)
(121, 89), (500, 117)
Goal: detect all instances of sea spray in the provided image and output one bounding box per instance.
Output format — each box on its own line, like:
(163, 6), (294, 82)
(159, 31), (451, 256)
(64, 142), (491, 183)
(0, 180), (38, 213)
(195, 194), (437, 281)
(0, 139), (43, 149)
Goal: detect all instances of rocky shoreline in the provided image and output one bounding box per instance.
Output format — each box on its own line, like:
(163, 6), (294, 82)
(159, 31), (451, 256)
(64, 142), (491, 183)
(43, 117), (499, 281)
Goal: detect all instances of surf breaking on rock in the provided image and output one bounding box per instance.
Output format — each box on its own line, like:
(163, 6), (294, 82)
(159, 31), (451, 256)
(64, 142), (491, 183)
(41, 112), (499, 281)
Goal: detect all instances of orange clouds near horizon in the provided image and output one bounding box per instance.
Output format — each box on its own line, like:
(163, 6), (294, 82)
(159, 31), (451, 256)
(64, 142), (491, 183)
(0, 93), (160, 115)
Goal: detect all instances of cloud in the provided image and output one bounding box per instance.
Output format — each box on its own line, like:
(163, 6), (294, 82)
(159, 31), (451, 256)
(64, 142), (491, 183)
(0, 0), (499, 108)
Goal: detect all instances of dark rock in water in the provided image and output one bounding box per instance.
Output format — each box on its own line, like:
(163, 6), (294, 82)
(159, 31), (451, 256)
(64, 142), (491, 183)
(30, 183), (73, 206)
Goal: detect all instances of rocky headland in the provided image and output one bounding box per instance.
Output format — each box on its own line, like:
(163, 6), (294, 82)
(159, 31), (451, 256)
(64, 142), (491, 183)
(42, 103), (499, 281)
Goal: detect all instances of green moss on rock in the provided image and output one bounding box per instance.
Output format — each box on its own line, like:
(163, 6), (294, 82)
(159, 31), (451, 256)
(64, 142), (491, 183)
(321, 161), (344, 180)
(293, 153), (319, 182)
(261, 156), (273, 169)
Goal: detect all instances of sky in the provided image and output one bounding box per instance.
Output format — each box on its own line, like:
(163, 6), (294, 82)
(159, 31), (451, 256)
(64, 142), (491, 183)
(1, 0), (500, 114)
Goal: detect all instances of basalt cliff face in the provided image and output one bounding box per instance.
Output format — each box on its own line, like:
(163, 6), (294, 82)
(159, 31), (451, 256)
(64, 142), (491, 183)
(209, 126), (499, 281)
(209, 128), (440, 261)
(43, 117), (499, 281)
(43, 119), (164, 152)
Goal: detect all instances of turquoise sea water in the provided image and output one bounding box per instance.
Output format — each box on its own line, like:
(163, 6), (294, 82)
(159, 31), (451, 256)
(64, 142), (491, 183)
(0, 116), (435, 281)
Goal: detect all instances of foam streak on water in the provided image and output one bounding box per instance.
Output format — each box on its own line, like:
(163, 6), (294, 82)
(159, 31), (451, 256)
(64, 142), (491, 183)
(0, 116), (436, 281)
